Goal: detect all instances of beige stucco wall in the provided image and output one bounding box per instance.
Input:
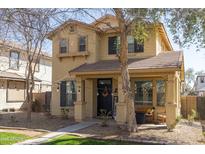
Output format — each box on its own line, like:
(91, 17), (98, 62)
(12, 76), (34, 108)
(49, 17), (177, 121)
(99, 29), (158, 61)
(50, 24), (100, 115)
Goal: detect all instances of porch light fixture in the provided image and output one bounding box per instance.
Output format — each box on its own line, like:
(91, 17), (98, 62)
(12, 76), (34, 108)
(56, 83), (60, 92)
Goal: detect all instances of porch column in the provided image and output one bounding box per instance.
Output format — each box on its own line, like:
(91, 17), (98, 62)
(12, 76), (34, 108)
(175, 72), (181, 116)
(85, 79), (94, 118)
(115, 76), (127, 125)
(74, 77), (86, 122)
(166, 73), (177, 129)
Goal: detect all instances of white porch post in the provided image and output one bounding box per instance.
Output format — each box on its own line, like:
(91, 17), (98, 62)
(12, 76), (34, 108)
(74, 77), (86, 122)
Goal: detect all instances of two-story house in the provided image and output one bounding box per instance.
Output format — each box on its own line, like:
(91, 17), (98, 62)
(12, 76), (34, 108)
(195, 74), (205, 96)
(0, 40), (52, 111)
(48, 15), (184, 128)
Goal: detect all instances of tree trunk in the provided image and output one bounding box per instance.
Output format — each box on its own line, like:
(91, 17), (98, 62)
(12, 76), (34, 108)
(114, 8), (137, 132)
(26, 62), (32, 122)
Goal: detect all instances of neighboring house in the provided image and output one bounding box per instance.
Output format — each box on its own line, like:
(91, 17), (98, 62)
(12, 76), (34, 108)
(48, 15), (184, 127)
(0, 41), (52, 111)
(195, 74), (205, 96)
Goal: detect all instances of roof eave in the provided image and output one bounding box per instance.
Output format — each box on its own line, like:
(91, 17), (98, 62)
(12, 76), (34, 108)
(70, 67), (180, 76)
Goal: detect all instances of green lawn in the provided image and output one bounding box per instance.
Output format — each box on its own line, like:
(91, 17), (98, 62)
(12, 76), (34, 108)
(0, 132), (30, 145)
(43, 134), (147, 145)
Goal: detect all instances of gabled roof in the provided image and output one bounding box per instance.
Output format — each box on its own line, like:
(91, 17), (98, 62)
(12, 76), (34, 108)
(91, 14), (116, 26)
(47, 19), (100, 40)
(0, 40), (52, 59)
(47, 14), (173, 51)
(70, 51), (183, 74)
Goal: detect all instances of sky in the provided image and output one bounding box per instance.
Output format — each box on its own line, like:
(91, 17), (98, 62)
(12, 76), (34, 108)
(167, 31), (205, 72)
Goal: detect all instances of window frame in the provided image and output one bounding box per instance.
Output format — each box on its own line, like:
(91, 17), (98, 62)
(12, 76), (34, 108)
(60, 80), (77, 107)
(59, 39), (68, 54)
(127, 35), (144, 53)
(108, 36), (120, 55)
(79, 36), (87, 52)
(9, 51), (20, 70)
(200, 77), (204, 83)
(127, 36), (135, 53)
(6, 80), (26, 103)
(156, 80), (166, 106)
(134, 80), (153, 105)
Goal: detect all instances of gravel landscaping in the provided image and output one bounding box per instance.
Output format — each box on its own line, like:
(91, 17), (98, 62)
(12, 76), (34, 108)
(75, 119), (205, 145)
(0, 111), (76, 131)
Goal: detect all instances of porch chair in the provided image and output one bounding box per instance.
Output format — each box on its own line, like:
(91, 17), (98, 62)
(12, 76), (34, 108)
(145, 107), (155, 123)
(157, 112), (166, 124)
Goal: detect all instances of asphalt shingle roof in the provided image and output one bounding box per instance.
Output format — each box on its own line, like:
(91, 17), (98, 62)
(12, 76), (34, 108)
(70, 51), (183, 74)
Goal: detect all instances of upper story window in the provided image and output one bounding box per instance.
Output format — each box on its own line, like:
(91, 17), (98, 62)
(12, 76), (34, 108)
(59, 39), (68, 54)
(200, 77), (205, 83)
(128, 36), (144, 53)
(9, 51), (20, 70)
(108, 36), (120, 55)
(79, 36), (87, 52)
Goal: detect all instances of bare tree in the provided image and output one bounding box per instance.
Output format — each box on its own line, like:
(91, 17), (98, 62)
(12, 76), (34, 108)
(0, 8), (59, 121)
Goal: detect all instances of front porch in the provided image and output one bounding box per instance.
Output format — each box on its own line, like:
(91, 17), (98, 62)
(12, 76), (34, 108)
(73, 70), (181, 128)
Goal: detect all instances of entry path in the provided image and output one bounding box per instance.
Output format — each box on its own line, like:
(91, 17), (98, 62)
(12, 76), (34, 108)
(15, 121), (97, 145)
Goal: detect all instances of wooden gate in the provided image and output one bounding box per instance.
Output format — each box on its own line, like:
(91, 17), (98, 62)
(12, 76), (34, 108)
(181, 96), (205, 119)
(196, 97), (205, 119)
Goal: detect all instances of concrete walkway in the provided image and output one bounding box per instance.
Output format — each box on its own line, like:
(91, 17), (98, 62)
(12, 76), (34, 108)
(15, 121), (97, 145)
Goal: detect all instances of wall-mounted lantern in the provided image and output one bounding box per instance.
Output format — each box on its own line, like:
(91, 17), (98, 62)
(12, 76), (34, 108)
(56, 83), (60, 92)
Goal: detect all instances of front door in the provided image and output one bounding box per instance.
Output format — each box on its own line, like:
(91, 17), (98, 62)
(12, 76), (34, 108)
(97, 79), (113, 116)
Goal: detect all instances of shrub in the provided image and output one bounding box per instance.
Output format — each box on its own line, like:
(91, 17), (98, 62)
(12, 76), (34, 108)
(61, 108), (70, 119)
(176, 115), (182, 123)
(99, 109), (111, 127)
(187, 109), (198, 125)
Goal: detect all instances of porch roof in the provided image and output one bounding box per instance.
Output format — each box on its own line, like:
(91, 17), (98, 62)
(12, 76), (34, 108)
(0, 71), (41, 82)
(69, 51), (183, 74)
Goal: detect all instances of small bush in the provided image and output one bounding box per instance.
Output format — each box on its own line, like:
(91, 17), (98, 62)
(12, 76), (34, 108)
(187, 109), (198, 125)
(61, 108), (70, 119)
(176, 115), (182, 123)
(99, 109), (111, 127)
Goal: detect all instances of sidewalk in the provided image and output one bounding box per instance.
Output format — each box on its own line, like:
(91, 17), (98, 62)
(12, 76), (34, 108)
(16, 121), (97, 145)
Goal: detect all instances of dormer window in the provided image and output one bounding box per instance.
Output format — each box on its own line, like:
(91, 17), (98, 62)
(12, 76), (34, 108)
(79, 36), (87, 52)
(128, 36), (144, 53)
(59, 39), (68, 54)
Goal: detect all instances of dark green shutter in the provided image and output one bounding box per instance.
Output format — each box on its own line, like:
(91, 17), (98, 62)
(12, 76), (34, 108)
(60, 81), (67, 107)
